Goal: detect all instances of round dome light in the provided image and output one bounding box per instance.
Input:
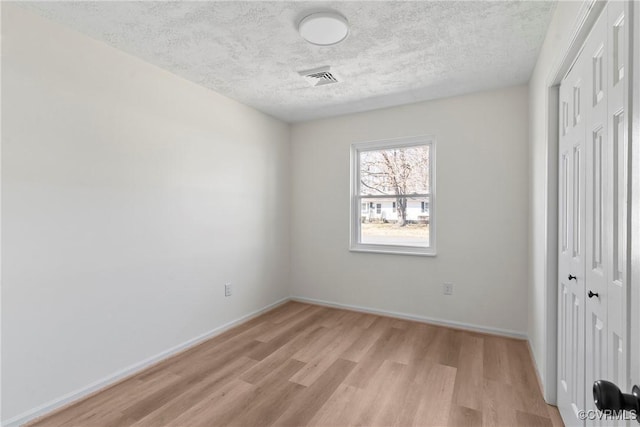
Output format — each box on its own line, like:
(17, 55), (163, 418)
(298, 12), (349, 46)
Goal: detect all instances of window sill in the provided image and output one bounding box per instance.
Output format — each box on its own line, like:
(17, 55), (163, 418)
(349, 245), (436, 257)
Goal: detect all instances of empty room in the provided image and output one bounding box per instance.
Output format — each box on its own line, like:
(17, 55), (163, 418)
(2, 1), (639, 426)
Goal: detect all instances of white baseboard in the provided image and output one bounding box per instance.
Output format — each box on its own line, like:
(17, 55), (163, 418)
(291, 295), (528, 340)
(2, 297), (289, 427)
(526, 338), (549, 403)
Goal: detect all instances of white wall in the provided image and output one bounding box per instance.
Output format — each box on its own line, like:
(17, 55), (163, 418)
(528, 0), (591, 402)
(1, 5), (290, 423)
(290, 85), (529, 335)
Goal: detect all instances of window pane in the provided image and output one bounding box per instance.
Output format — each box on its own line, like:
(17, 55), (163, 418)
(359, 196), (430, 247)
(359, 145), (430, 196)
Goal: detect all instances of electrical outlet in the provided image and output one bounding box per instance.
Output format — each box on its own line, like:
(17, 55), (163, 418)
(224, 283), (232, 297)
(443, 283), (453, 295)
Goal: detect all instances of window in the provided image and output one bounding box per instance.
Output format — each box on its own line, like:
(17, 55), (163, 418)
(350, 136), (436, 256)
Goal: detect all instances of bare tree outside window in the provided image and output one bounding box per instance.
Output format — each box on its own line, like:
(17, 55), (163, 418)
(360, 145), (430, 227)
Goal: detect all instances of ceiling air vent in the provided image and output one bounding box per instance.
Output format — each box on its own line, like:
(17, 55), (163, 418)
(299, 66), (339, 86)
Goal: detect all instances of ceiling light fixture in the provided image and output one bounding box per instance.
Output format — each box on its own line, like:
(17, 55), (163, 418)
(298, 12), (349, 46)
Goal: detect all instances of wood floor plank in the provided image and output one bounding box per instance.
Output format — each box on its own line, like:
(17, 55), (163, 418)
(425, 327), (463, 368)
(272, 358), (356, 427)
(252, 305), (324, 343)
(335, 310), (369, 329)
(351, 312), (378, 329)
(452, 333), (484, 410)
(483, 335), (512, 384)
(291, 323), (346, 363)
(306, 383), (360, 427)
(390, 318), (411, 330)
(343, 326), (402, 389)
(246, 310), (327, 361)
(225, 378), (305, 426)
(130, 356), (256, 427)
(394, 359), (438, 427)
(317, 308), (351, 328)
(289, 326), (361, 386)
(269, 301), (313, 324)
(171, 337), (261, 378)
(506, 338), (551, 412)
(31, 371), (181, 427)
(162, 379), (256, 427)
(449, 405), (483, 427)
(60, 372), (184, 427)
(548, 405), (564, 427)
(340, 316), (391, 363)
(482, 378), (519, 427)
(28, 303), (558, 427)
(385, 326), (413, 365)
(213, 358), (307, 427)
(484, 374), (551, 420)
(407, 323), (438, 363)
(351, 359), (409, 426)
(515, 410), (555, 427)
(134, 325), (264, 381)
(319, 376), (372, 426)
(240, 325), (327, 385)
(251, 301), (309, 325)
(411, 363), (457, 426)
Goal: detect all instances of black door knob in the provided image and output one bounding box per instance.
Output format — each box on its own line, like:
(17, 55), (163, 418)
(568, 274), (577, 281)
(593, 380), (640, 422)
(588, 291), (599, 299)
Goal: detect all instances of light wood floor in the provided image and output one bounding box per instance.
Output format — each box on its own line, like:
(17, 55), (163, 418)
(29, 302), (563, 427)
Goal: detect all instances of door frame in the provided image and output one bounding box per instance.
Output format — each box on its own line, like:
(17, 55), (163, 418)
(544, 0), (607, 404)
(629, 0), (639, 388)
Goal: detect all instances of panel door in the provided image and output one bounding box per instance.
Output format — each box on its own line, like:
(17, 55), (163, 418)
(583, 10), (609, 425)
(557, 3), (631, 426)
(558, 45), (587, 426)
(604, 0), (628, 409)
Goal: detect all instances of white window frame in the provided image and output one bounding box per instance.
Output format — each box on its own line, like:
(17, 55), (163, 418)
(350, 135), (436, 256)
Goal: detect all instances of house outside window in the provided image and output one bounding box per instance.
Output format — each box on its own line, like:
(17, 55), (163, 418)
(350, 135), (436, 256)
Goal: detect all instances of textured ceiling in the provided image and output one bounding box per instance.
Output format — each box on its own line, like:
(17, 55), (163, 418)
(17, 1), (556, 123)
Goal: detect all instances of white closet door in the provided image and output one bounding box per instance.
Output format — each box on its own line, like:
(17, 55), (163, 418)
(557, 3), (631, 426)
(558, 43), (587, 426)
(605, 0), (628, 400)
(584, 10), (609, 425)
